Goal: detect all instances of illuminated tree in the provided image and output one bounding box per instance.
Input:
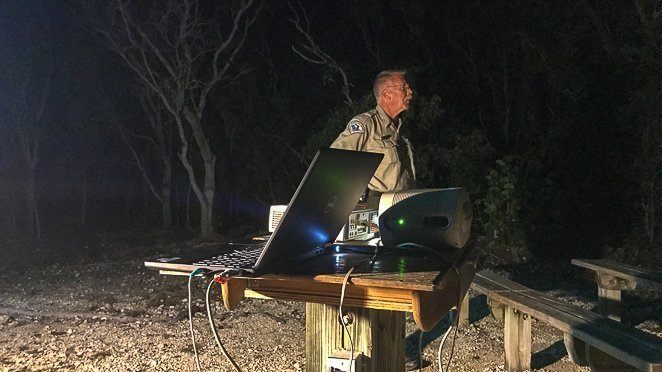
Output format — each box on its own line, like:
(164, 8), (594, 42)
(94, 0), (262, 238)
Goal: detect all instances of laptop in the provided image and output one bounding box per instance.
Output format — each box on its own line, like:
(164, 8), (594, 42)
(144, 148), (383, 276)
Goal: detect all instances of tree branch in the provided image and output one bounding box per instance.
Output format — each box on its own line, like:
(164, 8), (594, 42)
(287, 0), (354, 106)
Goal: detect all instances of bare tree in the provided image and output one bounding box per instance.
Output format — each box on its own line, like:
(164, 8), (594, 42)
(287, 0), (355, 106)
(0, 48), (51, 239)
(93, 0), (262, 239)
(140, 91), (174, 228)
(113, 90), (175, 229)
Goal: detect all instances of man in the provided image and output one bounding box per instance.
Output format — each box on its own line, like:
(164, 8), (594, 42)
(331, 70), (421, 370)
(330, 70), (416, 207)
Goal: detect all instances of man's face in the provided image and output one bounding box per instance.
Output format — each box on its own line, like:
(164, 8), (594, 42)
(382, 74), (413, 117)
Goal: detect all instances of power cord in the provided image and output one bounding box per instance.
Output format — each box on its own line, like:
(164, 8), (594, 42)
(337, 244), (381, 371)
(206, 274), (242, 372)
(188, 268), (207, 372)
(418, 330), (424, 372)
(339, 266), (356, 372)
(395, 242), (455, 267)
(395, 242), (463, 372)
(188, 268), (242, 372)
(438, 309), (459, 372)
(438, 264), (462, 372)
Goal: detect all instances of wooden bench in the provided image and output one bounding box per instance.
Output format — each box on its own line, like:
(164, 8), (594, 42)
(469, 269), (662, 372)
(572, 259), (662, 321)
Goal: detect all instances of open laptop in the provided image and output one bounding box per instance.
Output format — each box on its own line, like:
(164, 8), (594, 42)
(144, 148), (383, 276)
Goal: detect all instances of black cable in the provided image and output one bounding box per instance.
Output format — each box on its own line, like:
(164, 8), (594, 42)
(444, 313), (460, 372)
(395, 242), (464, 372)
(188, 269), (205, 372)
(418, 330), (424, 372)
(206, 277), (242, 372)
(395, 242), (455, 267)
(338, 266), (356, 371)
(439, 265), (462, 372)
(336, 244), (381, 370)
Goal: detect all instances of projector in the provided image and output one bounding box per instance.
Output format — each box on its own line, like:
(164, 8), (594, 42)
(378, 188), (473, 250)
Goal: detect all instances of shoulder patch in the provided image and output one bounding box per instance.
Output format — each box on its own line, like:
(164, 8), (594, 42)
(347, 120), (365, 134)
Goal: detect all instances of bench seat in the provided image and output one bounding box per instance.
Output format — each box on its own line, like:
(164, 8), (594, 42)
(471, 269), (662, 372)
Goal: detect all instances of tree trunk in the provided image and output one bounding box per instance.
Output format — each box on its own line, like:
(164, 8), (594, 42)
(641, 178), (656, 242)
(161, 157), (172, 229)
(25, 168), (39, 239)
(200, 155), (216, 239)
(80, 176), (87, 227)
(181, 108), (217, 239)
(186, 181), (192, 229)
(200, 200), (214, 238)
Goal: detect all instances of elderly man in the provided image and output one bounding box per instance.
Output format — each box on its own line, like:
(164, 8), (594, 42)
(330, 69), (416, 206)
(331, 70), (421, 370)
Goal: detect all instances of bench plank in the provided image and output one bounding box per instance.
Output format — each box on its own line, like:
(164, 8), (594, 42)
(572, 259), (662, 287)
(472, 270), (662, 372)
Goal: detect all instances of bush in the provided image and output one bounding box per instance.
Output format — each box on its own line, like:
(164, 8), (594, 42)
(474, 157), (528, 260)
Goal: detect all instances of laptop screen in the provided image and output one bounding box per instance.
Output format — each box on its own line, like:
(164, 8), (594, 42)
(253, 148), (383, 272)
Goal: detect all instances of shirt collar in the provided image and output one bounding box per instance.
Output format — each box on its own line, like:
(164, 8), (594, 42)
(376, 104), (398, 128)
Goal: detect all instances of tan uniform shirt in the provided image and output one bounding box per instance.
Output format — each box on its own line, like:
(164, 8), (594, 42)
(330, 105), (416, 192)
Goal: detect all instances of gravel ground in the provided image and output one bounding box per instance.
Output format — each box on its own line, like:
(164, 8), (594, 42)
(0, 236), (659, 371)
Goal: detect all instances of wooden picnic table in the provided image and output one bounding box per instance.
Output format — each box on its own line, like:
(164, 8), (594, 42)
(571, 258), (662, 322)
(158, 246), (477, 372)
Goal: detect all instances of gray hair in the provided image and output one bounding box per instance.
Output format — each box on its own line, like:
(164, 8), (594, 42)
(373, 69), (406, 99)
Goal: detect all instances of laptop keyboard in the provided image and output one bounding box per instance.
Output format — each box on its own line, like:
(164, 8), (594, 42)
(193, 244), (266, 269)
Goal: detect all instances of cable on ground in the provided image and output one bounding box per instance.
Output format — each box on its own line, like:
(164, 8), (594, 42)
(206, 274), (242, 372)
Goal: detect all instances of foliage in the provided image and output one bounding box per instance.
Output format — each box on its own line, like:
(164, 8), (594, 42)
(301, 94), (376, 162)
(474, 157), (528, 260)
(404, 95), (447, 188)
(406, 93), (494, 191)
(441, 130), (494, 193)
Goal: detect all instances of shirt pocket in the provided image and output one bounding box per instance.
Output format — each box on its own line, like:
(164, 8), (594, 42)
(366, 136), (396, 157)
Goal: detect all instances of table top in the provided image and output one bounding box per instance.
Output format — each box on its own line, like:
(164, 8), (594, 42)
(261, 251), (460, 291)
(571, 259), (662, 287)
(154, 243), (478, 331)
(151, 241), (477, 292)
(158, 251), (462, 291)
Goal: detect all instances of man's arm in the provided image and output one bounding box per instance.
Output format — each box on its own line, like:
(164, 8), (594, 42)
(330, 119), (369, 151)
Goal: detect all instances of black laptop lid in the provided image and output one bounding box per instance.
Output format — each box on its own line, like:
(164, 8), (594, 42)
(253, 148), (383, 272)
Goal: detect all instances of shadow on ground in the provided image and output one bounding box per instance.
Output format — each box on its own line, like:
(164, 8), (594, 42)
(405, 293), (569, 369)
(405, 294), (491, 362)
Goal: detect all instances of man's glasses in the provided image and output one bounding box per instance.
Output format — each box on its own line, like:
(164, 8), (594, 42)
(383, 83), (411, 95)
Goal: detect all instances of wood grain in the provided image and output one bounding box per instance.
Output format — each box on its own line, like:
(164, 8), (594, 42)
(472, 270), (662, 372)
(504, 306), (531, 371)
(305, 303), (404, 372)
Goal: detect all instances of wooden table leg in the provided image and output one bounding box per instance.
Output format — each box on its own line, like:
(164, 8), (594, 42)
(597, 287), (622, 322)
(305, 303), (405, 372)
(220, 278), (247, 310)
(595, 273), (636, 322)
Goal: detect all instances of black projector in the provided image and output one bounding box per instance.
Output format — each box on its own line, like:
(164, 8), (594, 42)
(378, 188), (473, 250)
